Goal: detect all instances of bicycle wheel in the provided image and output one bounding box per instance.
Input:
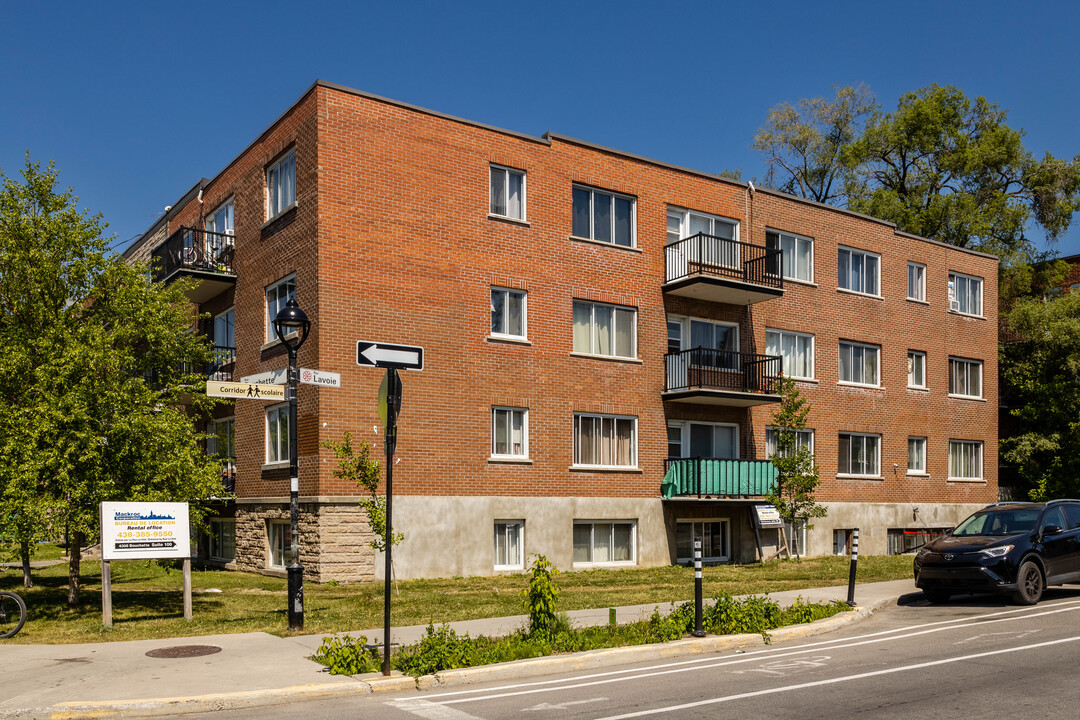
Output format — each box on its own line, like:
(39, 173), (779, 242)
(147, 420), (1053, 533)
(0, 591), (27, 638)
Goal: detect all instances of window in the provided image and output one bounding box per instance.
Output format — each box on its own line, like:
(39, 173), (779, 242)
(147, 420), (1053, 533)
(785, 521), (807, 555)
(573, 185), (635, 247)
(949, 440), (983, 480)
(907, 262), (926, 301)
(494, 521), (524, 570)
(948, 272), (983, 316)
(205, 198), (234, 237)
(668, 422), (739, 459)
(489, 165), (525, 220)
(490, 288), (526, 339)
(668, 316), (739, 372)
(949, 357), (983, 398)
(838, 432), (880, 477)
(838, 341), (880, 386)
(908, 437), (926, 474)
(209, 518), (235, 562)
(675, 520), (730, 562)
(573, 521), (636, 564)
(907, 351), (926, 388)
(214, 308), (235, 349)
(266, 403), (289, 463)
(834, 529), (855, 555)
(888, 528), (949, 555)
(266, 275), (296, 342)
(838, 246), (880, 296)
(572, 300), (636, 359)
(208, 417), (235, 459)
(266, 149), (296, 219)
(573, 413), (636, 468)
(765, 230), (813, 282)
(766, 329), (814, 380)
(491, 407), (528, 459)
(268, 521), (292, 568)
(765, 427), (814, 458)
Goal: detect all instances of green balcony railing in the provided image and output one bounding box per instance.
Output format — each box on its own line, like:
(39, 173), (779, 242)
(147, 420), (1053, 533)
(661, 458), (778, 499)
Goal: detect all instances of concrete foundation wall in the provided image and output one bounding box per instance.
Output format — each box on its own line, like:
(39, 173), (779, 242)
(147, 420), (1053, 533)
(807, 501), (986, 556)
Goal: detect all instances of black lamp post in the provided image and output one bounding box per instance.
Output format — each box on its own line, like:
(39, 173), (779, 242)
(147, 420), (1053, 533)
(273, 297), (310, 631)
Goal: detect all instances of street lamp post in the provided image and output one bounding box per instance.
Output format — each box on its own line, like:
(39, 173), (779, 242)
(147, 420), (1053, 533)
(273, 297), (311, 632)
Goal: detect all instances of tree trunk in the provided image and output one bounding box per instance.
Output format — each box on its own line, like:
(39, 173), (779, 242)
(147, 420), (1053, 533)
(67, 532), (83, 607)
(20, 541), (33, 589)
(791, 527), (802, 562)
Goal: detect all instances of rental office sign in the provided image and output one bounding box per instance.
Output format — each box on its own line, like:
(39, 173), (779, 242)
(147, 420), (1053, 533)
(100, 501), (190, 561)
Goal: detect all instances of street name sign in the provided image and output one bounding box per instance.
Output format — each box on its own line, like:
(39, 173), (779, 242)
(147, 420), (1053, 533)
(240, 368), (341, 388)
(356, 341), (424, 370)
(101, 502), (190, 560)
(207, 380), (286, 400)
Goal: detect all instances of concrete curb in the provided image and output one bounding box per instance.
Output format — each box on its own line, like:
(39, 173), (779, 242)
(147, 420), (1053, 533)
(24, 596), (895, 720)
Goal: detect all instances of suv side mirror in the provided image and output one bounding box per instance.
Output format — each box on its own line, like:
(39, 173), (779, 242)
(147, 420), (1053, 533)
(1043, 525), (1064, 536)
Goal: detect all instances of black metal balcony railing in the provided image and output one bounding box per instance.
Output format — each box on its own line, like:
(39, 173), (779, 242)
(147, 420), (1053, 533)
(664, 348), (781, 395)
(221, 460), (236, 494)
(661, 457), (778, 498)
(151, 227), (235, 283)
(664, 233), (784, 290)
(208, 345), (236, 381)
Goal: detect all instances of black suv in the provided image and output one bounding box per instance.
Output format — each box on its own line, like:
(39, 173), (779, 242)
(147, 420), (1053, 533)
(914, 500), (1080, 605)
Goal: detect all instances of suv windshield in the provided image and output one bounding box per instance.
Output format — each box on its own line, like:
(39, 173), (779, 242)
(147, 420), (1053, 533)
(952, 509), (1039, 537)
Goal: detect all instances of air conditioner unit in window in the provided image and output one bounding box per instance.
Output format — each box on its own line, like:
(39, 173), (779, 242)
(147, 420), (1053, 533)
(949, 299), (960, 313)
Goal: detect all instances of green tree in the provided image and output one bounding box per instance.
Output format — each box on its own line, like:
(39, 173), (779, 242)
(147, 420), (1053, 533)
(1000, 290), (1080, 500)
(752, 83), (877, 204)
(846, 84), (1080, 259)
(765, 375), (826, 560)
(0, 157), (224, 605)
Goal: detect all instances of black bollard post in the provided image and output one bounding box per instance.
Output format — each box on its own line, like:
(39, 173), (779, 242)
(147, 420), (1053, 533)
(692, 538), (705, 637)
(846, 528), (860, 606)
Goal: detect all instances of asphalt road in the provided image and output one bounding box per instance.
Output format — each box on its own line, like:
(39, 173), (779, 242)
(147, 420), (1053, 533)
(181, 587), (1080, 720)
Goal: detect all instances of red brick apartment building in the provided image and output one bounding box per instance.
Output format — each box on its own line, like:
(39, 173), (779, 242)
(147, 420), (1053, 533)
(124, 80), (998, 581)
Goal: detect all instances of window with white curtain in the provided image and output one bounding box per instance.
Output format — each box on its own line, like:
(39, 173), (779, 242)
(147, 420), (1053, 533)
(572, 300), (636, 359)
(574, 413), (636, 468)
(765, 427), (814, 458)
(266, 275), (296, 342)
(491, 407), (527, 458)
(949, 357), (983, 398)
(907, 262), (926, 301)
(765, 229), (813, 282)
(573, 185), (635, 247)
(267, 521), (292, 568)
(667, 208), (739, 268)
(908, 437), (927, 474)
(766, 328), (814, 379)
(573, 521), (636, 564)
(949, 440), (983, 480)
(838, 432), (880, 476)
(838, 246), (880, 296)
(839, 340), (880, 386)
(949, 272), (983, 316)
(491, 287), (526, 339)
(266, 149), (296, 219)
(266, 403), (289, 463)
(908, 351), (926, 388)
(205, 198), (234, 237)
(494, 521), (524, 569)
(490, 165), (525, 220)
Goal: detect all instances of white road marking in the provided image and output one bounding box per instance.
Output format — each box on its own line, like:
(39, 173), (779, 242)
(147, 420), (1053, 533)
(522, 697), (609, 711)
(745, 655), (831, 676)
(392, 698), (485, 719)
(594, 635), (1080, 719)
(415, 601), (1080, 707)
(955, 630), (1041, 644)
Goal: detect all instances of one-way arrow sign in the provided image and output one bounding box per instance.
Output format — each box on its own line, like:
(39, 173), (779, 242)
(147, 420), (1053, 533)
(356, 341), (424, 371)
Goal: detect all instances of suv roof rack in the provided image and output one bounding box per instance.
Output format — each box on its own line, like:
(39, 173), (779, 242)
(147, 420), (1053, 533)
(1046, 499), (1080, 506)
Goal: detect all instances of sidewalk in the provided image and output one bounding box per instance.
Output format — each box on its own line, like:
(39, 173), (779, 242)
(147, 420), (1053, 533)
(0, 579), (919, 719)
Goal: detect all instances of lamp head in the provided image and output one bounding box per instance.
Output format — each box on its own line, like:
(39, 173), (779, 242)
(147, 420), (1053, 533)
(273, 298), (310, 350)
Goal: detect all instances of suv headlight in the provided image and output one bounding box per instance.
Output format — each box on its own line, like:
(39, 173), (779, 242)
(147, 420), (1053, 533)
(980, 545), (1014, 558)
(916, 547), (931, 560)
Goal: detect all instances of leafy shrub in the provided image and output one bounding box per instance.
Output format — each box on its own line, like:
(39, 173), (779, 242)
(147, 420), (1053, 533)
(703, 593), (782, 640)
(393, 623), (473, 677)
(313, 634), (382, 676)
(781, 597), (850, 625)
(521, 555), (560, 639)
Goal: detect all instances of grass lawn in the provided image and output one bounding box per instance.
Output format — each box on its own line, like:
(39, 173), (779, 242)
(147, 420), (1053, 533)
(0, 550), (913, 645)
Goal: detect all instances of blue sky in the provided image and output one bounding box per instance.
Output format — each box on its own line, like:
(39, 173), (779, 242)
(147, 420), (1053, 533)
(2, 1), (1078, 256)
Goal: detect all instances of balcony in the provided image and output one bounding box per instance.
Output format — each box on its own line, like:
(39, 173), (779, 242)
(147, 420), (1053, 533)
(208, 346), (236, 381)
(221, 460), (236, 495)
(661, 458), (778, 499)
(151, 227), (236, 303)
(664, 348), (781, 406)
(664, 233), (783, 305)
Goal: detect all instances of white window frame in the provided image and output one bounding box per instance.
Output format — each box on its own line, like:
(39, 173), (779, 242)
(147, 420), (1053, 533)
(573, 413), (637, 469)
(209, 518), (236, 562)
(267, 520), (292, 569)
(490, 287), (527, 340)
(765, 229), (814, 283)
(572, 300), (637, 359)
(838, 246), (881, 296)
(907, 262), (926, 302)
(493, 520), (524, 570)
(948, 357), (983, 399)
(266, 274), (297, 343)
(491, 407), (528, 459)
(266, 149), (296, 220)
(765, 427), (815, 458)
(572, 520), (637, 566)
(205, 197), (235, 237)
(908, 436), (927, 475)
(266, 403), (289, 464)
(948, 272), (984, 317)
(208, 416), (236, 459)
(838, 432), (881, 478)
(667, 421), (740, 459)
(838, 340), (881, 387)
(489, 165), (526, 221)
(765, 328), (815, 380)
(907, 350), (926, 389)
(573, 185), (637, 247)
(667, 208), (740, 244)
(949, 440), (983, 481)
(675, 518), (731, 563)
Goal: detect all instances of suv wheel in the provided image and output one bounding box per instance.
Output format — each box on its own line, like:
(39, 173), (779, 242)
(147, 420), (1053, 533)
(1012, 560), (1044, 605)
